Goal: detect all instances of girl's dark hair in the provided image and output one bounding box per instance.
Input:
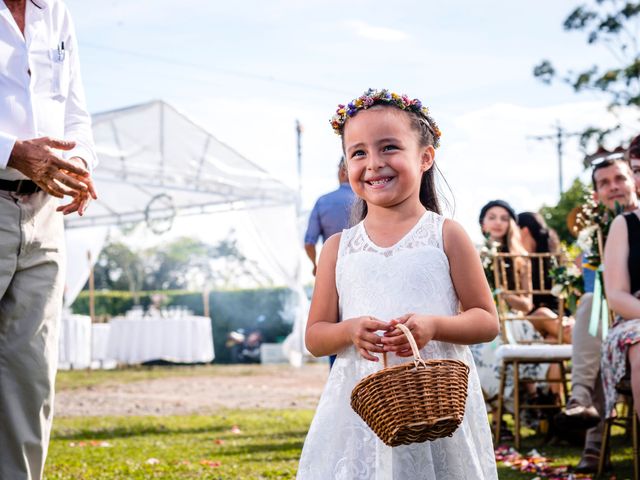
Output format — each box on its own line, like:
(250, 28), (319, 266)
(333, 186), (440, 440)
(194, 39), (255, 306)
(517, 211), (559, 253)
(345, 104), (442, 224)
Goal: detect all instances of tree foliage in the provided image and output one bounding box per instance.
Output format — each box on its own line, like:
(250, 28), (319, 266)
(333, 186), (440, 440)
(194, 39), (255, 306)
(91, 235), (271, 293)
(540, 177), (590, 244)
(534, 1), (640, 149)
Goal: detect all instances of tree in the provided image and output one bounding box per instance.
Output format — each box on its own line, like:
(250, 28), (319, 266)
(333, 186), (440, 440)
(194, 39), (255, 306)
(90, 234), (271, 295)
(534, 1), (640, 150)
(540, 177), (590, 244)
(93, 241), (147, 302)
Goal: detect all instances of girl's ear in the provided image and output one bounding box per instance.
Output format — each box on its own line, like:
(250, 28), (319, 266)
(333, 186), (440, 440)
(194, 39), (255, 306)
(420, 145), (435, 172)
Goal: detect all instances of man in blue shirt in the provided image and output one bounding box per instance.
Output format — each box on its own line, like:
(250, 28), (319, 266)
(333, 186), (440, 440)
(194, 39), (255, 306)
(304, 158), (354, 368)
(304, 158), (354, 276)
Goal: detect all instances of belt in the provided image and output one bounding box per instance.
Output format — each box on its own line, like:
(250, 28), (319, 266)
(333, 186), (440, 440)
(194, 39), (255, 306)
(0, 179), (41, 195)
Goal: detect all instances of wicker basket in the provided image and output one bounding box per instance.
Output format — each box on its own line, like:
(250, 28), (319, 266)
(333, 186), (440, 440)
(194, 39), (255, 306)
(350, 323), (470, 447)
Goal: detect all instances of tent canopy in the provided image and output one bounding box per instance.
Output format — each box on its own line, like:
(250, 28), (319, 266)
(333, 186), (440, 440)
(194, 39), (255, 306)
(65, 100), (297, 230)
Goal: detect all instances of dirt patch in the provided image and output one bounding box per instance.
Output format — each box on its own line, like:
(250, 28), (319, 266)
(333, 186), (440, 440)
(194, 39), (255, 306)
(55, 364), (329, 417)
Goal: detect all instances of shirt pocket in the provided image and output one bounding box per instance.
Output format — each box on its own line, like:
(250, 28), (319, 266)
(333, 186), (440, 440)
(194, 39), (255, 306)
(49, 46), (70, 101)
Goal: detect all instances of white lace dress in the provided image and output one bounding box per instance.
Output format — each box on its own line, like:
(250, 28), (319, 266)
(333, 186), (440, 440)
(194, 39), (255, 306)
(297, 211), (498, 480)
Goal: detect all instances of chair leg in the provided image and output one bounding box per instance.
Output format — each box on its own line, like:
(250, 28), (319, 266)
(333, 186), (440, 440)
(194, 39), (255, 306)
(634, 409), (639, 480)
(494, 362), (507, 445)
(514, 360), (520, 451)
(598, 418), (612, 477)
(559, 361), (569, 406)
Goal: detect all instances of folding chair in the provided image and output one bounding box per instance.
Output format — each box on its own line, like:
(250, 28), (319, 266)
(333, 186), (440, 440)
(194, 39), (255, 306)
(492, 252), (572, 450)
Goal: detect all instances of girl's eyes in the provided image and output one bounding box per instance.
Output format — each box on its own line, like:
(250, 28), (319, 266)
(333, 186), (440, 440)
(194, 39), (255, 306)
(350, 145), (398, 158)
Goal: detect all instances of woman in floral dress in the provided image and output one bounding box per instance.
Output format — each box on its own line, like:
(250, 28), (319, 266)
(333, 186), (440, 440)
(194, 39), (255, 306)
(601, 142), (640, 419)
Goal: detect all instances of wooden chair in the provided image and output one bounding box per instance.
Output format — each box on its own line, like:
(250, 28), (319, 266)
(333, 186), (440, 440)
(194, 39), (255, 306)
(492, 252), (572, 450)
(597, 375), (639, 479)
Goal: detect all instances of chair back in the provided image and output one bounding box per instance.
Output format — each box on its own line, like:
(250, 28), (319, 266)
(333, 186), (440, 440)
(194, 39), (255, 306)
(492, 252), (566, 344)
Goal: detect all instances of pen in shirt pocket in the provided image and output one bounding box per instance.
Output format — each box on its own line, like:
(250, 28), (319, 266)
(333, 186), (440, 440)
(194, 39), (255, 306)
(57, 41), (65, 61)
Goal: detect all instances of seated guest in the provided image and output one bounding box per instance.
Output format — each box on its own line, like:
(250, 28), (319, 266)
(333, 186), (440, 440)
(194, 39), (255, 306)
(555, 153), (639, 473)
(517, 211), (571, 343)
(472, 200), (546, 436)
(601, 137), (640, 426)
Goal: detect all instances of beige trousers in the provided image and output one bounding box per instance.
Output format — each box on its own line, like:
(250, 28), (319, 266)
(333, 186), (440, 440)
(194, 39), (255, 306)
(570, 293), (605, 447)
(0, 190), (65, 480)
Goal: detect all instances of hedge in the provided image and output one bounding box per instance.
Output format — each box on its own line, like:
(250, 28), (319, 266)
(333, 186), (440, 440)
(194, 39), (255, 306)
(71, 288), (295, 363)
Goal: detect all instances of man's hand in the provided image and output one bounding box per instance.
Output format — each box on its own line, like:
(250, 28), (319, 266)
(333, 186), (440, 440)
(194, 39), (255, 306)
(8, 137), (90, 198)
(56, 157), (98, 216)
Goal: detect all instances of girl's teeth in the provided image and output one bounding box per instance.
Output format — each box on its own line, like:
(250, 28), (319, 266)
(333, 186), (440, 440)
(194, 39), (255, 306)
(370, 178), (389, 185)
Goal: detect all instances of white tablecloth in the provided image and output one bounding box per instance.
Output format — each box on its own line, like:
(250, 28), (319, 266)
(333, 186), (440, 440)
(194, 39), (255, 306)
(58, 314), (92, 369)
(106, 316), (215, 364)
(59, 316), (118, 369)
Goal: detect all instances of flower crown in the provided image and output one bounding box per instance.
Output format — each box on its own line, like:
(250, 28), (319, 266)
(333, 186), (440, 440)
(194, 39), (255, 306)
(330, 88), (441, 148)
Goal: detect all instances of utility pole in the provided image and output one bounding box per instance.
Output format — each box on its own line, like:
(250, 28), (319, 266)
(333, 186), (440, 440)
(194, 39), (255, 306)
(295, 120), (303, 217)
(528, 122), (582, 198)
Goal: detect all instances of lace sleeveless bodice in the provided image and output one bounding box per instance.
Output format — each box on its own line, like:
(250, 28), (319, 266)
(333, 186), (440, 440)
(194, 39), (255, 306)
(297, 211), (498, 480)
(337, 211), (458, 334)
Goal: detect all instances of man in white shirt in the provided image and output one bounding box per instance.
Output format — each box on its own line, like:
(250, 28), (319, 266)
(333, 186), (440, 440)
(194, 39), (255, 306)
(0, 1), (97, 478)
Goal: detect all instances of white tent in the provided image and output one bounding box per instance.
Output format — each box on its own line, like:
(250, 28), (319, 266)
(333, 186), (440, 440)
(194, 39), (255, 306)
(63, 100), (309, 363)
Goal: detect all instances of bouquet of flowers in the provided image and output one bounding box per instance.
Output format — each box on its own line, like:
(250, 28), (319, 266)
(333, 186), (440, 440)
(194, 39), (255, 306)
(479, 234), (501, 300)
(575, 190), (624, 268)
(549, 252), (584, 313)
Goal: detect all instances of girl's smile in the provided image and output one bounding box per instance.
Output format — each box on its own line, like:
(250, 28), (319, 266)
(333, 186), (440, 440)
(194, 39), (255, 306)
(364, 175), (395, 188)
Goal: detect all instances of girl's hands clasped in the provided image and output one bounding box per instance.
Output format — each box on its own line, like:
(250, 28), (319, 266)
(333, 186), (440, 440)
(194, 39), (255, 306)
(381, 314), (438, 357)
(346, 316), (390, 361)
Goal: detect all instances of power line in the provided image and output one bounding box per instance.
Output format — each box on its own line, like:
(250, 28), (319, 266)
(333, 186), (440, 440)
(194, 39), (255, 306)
(81, 42), (351, 96)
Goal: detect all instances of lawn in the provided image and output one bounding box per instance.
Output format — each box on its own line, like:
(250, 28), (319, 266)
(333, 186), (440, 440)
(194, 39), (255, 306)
(46, 367), (635, 479)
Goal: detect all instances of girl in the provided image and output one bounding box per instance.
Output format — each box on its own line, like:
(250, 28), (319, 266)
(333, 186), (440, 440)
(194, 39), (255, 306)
(517, 211), (572, 342)
(473, 201), (548, 433)
(479, 200), (531, 313)
(297, 89), (499, 479)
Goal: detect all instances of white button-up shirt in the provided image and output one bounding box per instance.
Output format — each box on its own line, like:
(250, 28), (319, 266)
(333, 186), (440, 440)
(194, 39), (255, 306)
(0, 0), (96, 180)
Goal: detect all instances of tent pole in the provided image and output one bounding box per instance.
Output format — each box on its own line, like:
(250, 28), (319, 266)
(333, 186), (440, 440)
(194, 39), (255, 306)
(202, 287), (210, 318)
(88, 250), (95, 323)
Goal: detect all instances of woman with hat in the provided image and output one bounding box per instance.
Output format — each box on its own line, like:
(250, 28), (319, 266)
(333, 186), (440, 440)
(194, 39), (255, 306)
(472, 200), (549, 437)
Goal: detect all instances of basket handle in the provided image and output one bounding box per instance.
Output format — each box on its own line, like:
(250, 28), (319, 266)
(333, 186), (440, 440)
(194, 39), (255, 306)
(382, 323), (425, 368)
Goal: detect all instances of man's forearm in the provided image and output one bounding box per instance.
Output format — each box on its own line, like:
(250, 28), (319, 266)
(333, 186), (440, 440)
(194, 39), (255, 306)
(304, 244), (317, 266)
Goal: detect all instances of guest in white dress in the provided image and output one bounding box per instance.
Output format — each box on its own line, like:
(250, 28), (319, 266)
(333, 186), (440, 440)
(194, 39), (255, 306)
(297, 89), (499, 479)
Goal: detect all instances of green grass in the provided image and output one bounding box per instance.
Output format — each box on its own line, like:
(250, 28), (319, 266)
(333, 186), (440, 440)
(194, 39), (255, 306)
(55, 364), (282, 391)
(47, 410), (313, 479)
(50, 366), (636, 478)
(495, 420), (634, 479)
(46, 410), (636, 479)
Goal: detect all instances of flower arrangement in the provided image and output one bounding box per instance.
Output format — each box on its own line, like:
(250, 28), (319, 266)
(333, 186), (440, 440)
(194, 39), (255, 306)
(549, 253), (584, 312)
(575, 189), (624, 268)
(330, 88), (442, 146)
(479, 234), (501, 299)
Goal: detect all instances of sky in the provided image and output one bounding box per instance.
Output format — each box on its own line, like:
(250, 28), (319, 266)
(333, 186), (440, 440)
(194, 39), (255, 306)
(64, 0), (639, 249)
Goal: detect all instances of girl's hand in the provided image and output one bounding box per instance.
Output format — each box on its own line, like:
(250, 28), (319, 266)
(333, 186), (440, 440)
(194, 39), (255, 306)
(346, 316), (389, 362)
(381, 314), (438, 357)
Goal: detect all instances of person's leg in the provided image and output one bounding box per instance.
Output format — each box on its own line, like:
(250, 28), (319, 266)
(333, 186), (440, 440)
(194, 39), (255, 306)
(575, 371), (608, 473)
(555, 294), (601, 446)
(0, 192), (65, 480)
(629, 343), (640, 418)
(529, 306), (572, 343)
(570, 294), (601, 403)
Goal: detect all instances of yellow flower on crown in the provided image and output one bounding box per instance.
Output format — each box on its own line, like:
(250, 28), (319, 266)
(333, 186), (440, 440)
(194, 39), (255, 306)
(328, 88), (442, 148)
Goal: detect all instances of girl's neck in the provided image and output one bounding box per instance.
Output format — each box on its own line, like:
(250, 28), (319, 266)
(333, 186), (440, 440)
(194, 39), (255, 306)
(363, 203), (427, 247)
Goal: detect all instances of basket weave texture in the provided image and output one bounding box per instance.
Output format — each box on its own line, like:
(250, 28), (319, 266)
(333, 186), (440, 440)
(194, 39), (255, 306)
(350, 324), (470, 447)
